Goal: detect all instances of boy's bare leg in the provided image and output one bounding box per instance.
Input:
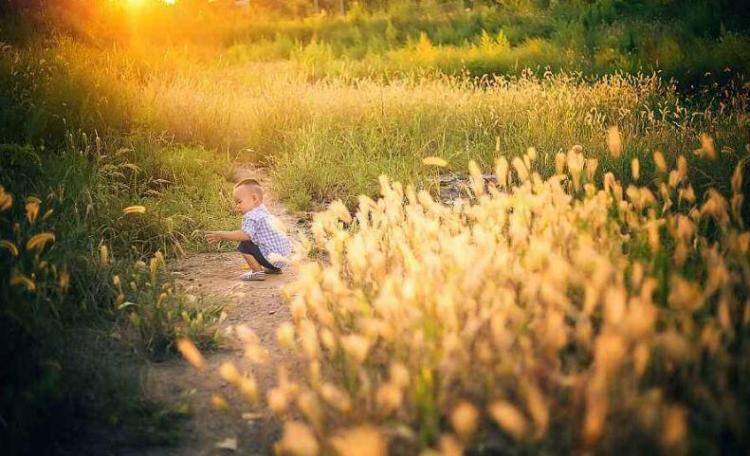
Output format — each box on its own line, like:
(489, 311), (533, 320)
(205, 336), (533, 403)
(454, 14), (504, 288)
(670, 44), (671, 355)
(241, 253), (264, 272)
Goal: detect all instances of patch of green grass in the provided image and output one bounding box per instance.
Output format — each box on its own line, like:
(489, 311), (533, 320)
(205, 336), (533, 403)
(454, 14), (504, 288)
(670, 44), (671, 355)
(0, 136), (232, 452)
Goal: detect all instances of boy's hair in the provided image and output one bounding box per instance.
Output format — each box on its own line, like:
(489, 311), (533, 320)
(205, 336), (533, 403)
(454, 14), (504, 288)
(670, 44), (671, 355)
(234, 178), (263, 198)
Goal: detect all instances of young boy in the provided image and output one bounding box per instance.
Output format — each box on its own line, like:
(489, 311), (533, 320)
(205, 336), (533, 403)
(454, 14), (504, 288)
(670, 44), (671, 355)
(206, 178), (291, 281)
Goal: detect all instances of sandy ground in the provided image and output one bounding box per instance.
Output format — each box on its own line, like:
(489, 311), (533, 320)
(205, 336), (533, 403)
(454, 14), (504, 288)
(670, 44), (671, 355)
(138, 167), (305, 455)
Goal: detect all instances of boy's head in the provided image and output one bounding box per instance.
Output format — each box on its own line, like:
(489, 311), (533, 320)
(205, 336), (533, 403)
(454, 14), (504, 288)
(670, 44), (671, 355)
(233, 178), (263, 214)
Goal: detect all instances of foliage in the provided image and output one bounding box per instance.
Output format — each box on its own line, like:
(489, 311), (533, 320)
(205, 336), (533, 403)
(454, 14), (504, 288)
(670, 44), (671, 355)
(0, 43), (234, 452)
(112, 251), (223, 358)
(1, 1), (749, 453)
(220, 150), (750, 454)
(17, 0), (747, 85)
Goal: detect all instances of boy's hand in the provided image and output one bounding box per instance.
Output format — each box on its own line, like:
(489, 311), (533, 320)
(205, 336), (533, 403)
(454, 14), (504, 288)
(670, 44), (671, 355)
(205, 231), (224, 243)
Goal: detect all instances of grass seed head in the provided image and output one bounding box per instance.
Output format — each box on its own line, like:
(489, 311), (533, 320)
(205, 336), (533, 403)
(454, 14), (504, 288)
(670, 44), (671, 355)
(329, 425), (386, 456)
(661, 406), (687, 448)
(653, 151), (668, 173)
(606, 126), (623, 158)
(25, 197), (40, 224)
(631, 158), (640, 181)
(177, 338), (205, 370)
(0, 186), (12, 211)
(423, 156), (448, 167)
(489, 401), (528, 440)
(268, 387), (290, 415)
(276, 421), (319, 456)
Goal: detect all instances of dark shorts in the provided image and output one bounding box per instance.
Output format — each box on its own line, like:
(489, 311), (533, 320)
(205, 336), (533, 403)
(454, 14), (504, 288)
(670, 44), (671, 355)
(237, 240), (281, 272)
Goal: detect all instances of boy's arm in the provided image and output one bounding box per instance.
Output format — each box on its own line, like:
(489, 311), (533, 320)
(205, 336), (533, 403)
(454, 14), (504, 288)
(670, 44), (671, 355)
(206, 230), (250, 243)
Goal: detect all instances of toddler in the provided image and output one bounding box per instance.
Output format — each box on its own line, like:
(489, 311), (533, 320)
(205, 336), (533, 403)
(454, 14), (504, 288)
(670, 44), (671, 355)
(206, 178), (291, 281)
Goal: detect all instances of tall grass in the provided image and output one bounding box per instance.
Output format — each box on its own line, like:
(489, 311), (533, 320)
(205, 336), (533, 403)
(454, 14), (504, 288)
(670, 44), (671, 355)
(213, 150), (750, 454)
(138, 61), (747, 210)
(0, 41), (236, 453)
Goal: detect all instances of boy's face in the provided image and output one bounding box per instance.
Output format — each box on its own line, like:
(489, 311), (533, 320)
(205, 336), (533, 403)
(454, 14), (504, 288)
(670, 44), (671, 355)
(234, 186), (261, 214)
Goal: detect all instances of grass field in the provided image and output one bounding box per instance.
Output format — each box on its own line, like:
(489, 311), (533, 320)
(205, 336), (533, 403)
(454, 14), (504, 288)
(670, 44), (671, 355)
(1, 0), (750, 453)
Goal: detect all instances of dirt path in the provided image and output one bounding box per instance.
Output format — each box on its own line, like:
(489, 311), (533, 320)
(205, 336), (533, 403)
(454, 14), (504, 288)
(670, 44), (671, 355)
(140, 166), (306, 455)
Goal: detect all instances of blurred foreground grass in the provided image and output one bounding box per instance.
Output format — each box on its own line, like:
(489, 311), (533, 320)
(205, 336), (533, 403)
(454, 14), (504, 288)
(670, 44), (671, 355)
(218, 151), (750, 454)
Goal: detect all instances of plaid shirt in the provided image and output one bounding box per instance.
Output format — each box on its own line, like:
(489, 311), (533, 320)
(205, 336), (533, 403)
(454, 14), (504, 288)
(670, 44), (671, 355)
(241, 204), (291, 267)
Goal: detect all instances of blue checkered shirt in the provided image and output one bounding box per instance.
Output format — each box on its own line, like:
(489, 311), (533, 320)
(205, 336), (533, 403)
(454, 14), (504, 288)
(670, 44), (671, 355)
(241, 204), (291, 268)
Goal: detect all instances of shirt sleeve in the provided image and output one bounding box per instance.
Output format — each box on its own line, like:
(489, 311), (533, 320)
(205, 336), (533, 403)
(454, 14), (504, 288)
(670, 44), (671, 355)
(241, 216), (258, 240)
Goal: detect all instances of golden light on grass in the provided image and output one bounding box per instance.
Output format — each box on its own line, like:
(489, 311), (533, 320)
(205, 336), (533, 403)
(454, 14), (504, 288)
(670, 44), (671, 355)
(375, 383), (402, 414)
(239, 376), (258, 403)
(25, 197), (40, 224)
(256, 150), (750, 453)
(58, 270), (70, 291)
(450, 401), (479, 440)
(218, 361), (241, 383)
(422, 156), (448, 167)
(26, 232), (55, 251)
(107, 58), (750, 454)
(328, 200), (352, 224)
(606, 126), (623, 158)
(495, 156), (509, 188)
(489, 401), (528, 440)
(176, 338), (205, 370)
(211, 394), (230, 411)
(653, 150), (668, 173)
(329, 425), (386, 456)
(0, 240), (19, 256)
(631, 158), (640, 181)
(340, 333), (371, 364)
(468, 160), (485, 195)
(524, 384), (549, 438)
(122, 205), (147, 215)
(10, 272), (35, 291)
(6, 12), (750, 454)
(662, 406), (687, 448)
(511, 156), (528, 181)
(297, 391), (324, 430)
(697, 133), (717, 159)
(267, 387), (290, 415)
(389, 362), (410, 388)
(276, 322), (296, 350)
(586, 157), (599, 182)
(319, 383), (352, 413)
(0, 186), (12, 211)
(99, 244), (109, 266)
(276, 421), (319, 456)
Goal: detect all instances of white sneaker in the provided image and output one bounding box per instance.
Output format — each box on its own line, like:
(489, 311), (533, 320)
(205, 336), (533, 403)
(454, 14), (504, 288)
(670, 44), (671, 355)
(240, 271), (267, 281)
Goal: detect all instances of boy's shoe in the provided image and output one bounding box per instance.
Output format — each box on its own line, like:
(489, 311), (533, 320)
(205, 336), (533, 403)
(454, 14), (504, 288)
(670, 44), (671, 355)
(240, 271), (267, 281)
(264, 268), (283, 275)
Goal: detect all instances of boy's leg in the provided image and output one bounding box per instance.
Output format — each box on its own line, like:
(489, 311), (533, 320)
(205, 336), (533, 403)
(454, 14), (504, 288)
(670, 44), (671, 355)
(237, 240), (282, 274)
(241, 253), (264, 272)
(237, 240), (280, 280)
